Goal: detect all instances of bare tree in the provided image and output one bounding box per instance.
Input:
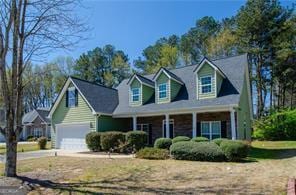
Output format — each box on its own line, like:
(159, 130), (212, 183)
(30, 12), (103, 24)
(0, 0), (87, 177)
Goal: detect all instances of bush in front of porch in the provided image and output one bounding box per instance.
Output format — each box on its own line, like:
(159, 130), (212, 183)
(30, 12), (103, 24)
(136, 147), (170, 160)
(172, 136), (190, 143)
(154, 138), (172, 150)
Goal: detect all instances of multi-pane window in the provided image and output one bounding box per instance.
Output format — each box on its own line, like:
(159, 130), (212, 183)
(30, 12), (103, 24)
(158, 83), (168, 99)
(132, 88), (140, 102)
(68, 88), (76, 107)
(201, 121), (221, 140)
(200, 76), (212, 93)
(34, 128), (43, 138)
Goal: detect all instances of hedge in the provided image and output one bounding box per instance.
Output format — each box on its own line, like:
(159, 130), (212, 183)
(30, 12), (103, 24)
(170, 141), (225, 162)
(136, 147), (170, 160)
(38, 137), (47, 150)
(125, 131), (147, 151)
(220, 140), (249, 161)
(100, 131), (126, 151)
(154, 138), (172, 150)
(191, 136), (209, 142)
(212, 138), (229, 146)
(86, 132), (101, 151)
(172, 136), (191, 144)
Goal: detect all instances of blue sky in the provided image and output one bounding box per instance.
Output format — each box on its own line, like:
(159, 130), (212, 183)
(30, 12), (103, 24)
(49, 0), (293, 64)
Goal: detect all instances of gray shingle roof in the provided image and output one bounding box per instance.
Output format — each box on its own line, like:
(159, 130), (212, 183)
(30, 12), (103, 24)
(113, 54), (247, 116)
(71, 77), (119, 114)
(153, 67), (184, 84)
(128, 74), (154, 87)
(22, 108), (50, 124)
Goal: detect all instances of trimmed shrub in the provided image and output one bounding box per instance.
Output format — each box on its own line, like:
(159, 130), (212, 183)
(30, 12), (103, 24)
(100, 131), (126, 151)
(170, 141), (225, 162)
(212, 138), (229, 146)
(38, 137), (47, 150)
(154, 138), (172, 150)
(86, 132), (101, 152)
(27, 135), (37, 142)
(253, 109), (296, 140)
(220, 140), (249, 161)
(172, 136), (190, 144)
(125, 131), (148, 151)
(191, 136), (209, 142)
(136, 147), (170, 160)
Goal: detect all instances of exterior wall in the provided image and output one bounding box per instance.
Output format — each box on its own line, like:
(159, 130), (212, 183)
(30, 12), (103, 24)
(142, 85), (154, 104)
(137, 116), (165, 143)
(22, 116), (50, 140)
(197, 63), (216, 99)
(170, 80), (182, 101)
(170, 114), (192, 138)
(237, 72), (252, 140)
(155, 73), (170, 103)
(197, 112), (232, 139)
(97, 115), (132, 132)
(51, 85), (96, 147)
(216, 72), (223, 95)
(129, 79), (142, 106)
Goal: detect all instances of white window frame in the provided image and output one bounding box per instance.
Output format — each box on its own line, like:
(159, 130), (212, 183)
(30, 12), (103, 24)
(136, 123), (149, 131)
(34, 128), (43, 137)
(200, 75), (212, 94)
(201, 121), (221, 140)
(158, 83), (168, 99)
(131, 88), (140, 102)
(68, 88), (76, 107)
(162, 119), (174, 137)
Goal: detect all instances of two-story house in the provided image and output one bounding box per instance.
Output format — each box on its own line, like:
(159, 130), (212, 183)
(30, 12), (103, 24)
(48, 54), (252, 150)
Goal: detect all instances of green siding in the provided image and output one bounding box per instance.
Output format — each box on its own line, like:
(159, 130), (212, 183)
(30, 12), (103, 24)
(170, 79), (182, 101)
(236, 72), (252, 140)
(156, 73), (170, 103)
(97, 115), (131, 132)
(197, 63), (216, 99)
(216, 73), (223, 95)
(129, 79), (142, 106)
(51, 84), (96, 147)
(142, 85), (154, 103)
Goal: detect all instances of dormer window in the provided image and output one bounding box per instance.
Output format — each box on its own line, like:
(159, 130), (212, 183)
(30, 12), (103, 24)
(158, 83), (168, 99)
(201, 76), (212, 94)
(131, 88), (140, 102)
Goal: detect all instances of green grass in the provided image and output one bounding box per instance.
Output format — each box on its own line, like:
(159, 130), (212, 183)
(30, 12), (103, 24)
(248, 141), (296, 160)
(0, 142), (51, 155)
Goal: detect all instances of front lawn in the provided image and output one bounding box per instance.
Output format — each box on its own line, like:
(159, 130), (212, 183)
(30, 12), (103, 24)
(0, 142), (51, 155)
(0, 141), (295, 194)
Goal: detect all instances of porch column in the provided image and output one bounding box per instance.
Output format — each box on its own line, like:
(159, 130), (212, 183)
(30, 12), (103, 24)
(192, 112), (197, 138)
(230, 109), (236, 140)
(133, 116), (137, 131)
(165, 114), (170, 138)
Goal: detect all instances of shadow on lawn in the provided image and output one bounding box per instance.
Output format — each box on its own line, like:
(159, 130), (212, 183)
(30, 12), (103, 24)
(16, 174), (269, 194)
(248, 147), (296, 160)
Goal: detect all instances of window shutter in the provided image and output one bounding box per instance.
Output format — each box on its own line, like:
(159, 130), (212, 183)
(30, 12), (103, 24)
(75, 89), (78, 106)
(196, 122), (201, 136)
(221, 121), (227, 138)
(65, 90), (69, 107)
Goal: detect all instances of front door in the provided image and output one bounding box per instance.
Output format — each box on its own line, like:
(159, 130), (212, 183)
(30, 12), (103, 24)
(163, 119), (174, 139)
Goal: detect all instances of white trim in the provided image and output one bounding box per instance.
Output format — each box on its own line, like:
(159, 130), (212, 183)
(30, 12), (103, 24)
(199, 75), (213, 94)
(128, 74), (155, 88)
(113, 104), (239, 118)
(133, 116), (137, 131)
(55, 121), (91, 126)
(48, 78), (96, 117)
(200, 121), (221, 140)
(192, 112), (197, 138)
(154, 68), (184, 85)
(194, 58), (226, 78)
(230, 109), (236, 140)
(158, 82), (168, 100)
(162, 117), (174, 138)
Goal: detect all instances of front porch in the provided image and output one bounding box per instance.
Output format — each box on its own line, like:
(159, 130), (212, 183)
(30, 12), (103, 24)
(130, 110), (237, 144)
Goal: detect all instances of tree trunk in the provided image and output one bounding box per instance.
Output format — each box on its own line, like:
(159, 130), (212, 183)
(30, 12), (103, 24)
(4, 119), (17, 177)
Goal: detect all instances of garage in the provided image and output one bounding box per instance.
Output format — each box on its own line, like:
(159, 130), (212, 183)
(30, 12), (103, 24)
(56, 122), (90, 150)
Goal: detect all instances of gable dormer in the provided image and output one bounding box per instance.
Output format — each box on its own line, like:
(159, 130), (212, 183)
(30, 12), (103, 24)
(153, 68), (184, 104)
(194, 58), (226, 100)
(127, 74), (154, 106)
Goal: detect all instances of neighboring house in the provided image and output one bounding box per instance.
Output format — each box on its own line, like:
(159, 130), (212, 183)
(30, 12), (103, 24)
(21, 108), (51, 140)
(0, 107), (5, 142)
(48, 54), (253, 150)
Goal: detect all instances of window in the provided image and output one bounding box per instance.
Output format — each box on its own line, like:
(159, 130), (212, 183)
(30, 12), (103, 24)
(201, 121), (221, 140)
(68, 88), (76, 107)
(200, 76), (212, 94)
(34, 128), (43, 138)
(162, 119), (174, 138)
(131, 88), (140, 102)
(158, 83), (168, 99)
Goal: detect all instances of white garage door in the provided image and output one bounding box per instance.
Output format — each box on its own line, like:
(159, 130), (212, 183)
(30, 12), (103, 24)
(56, 123), (90, 150)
